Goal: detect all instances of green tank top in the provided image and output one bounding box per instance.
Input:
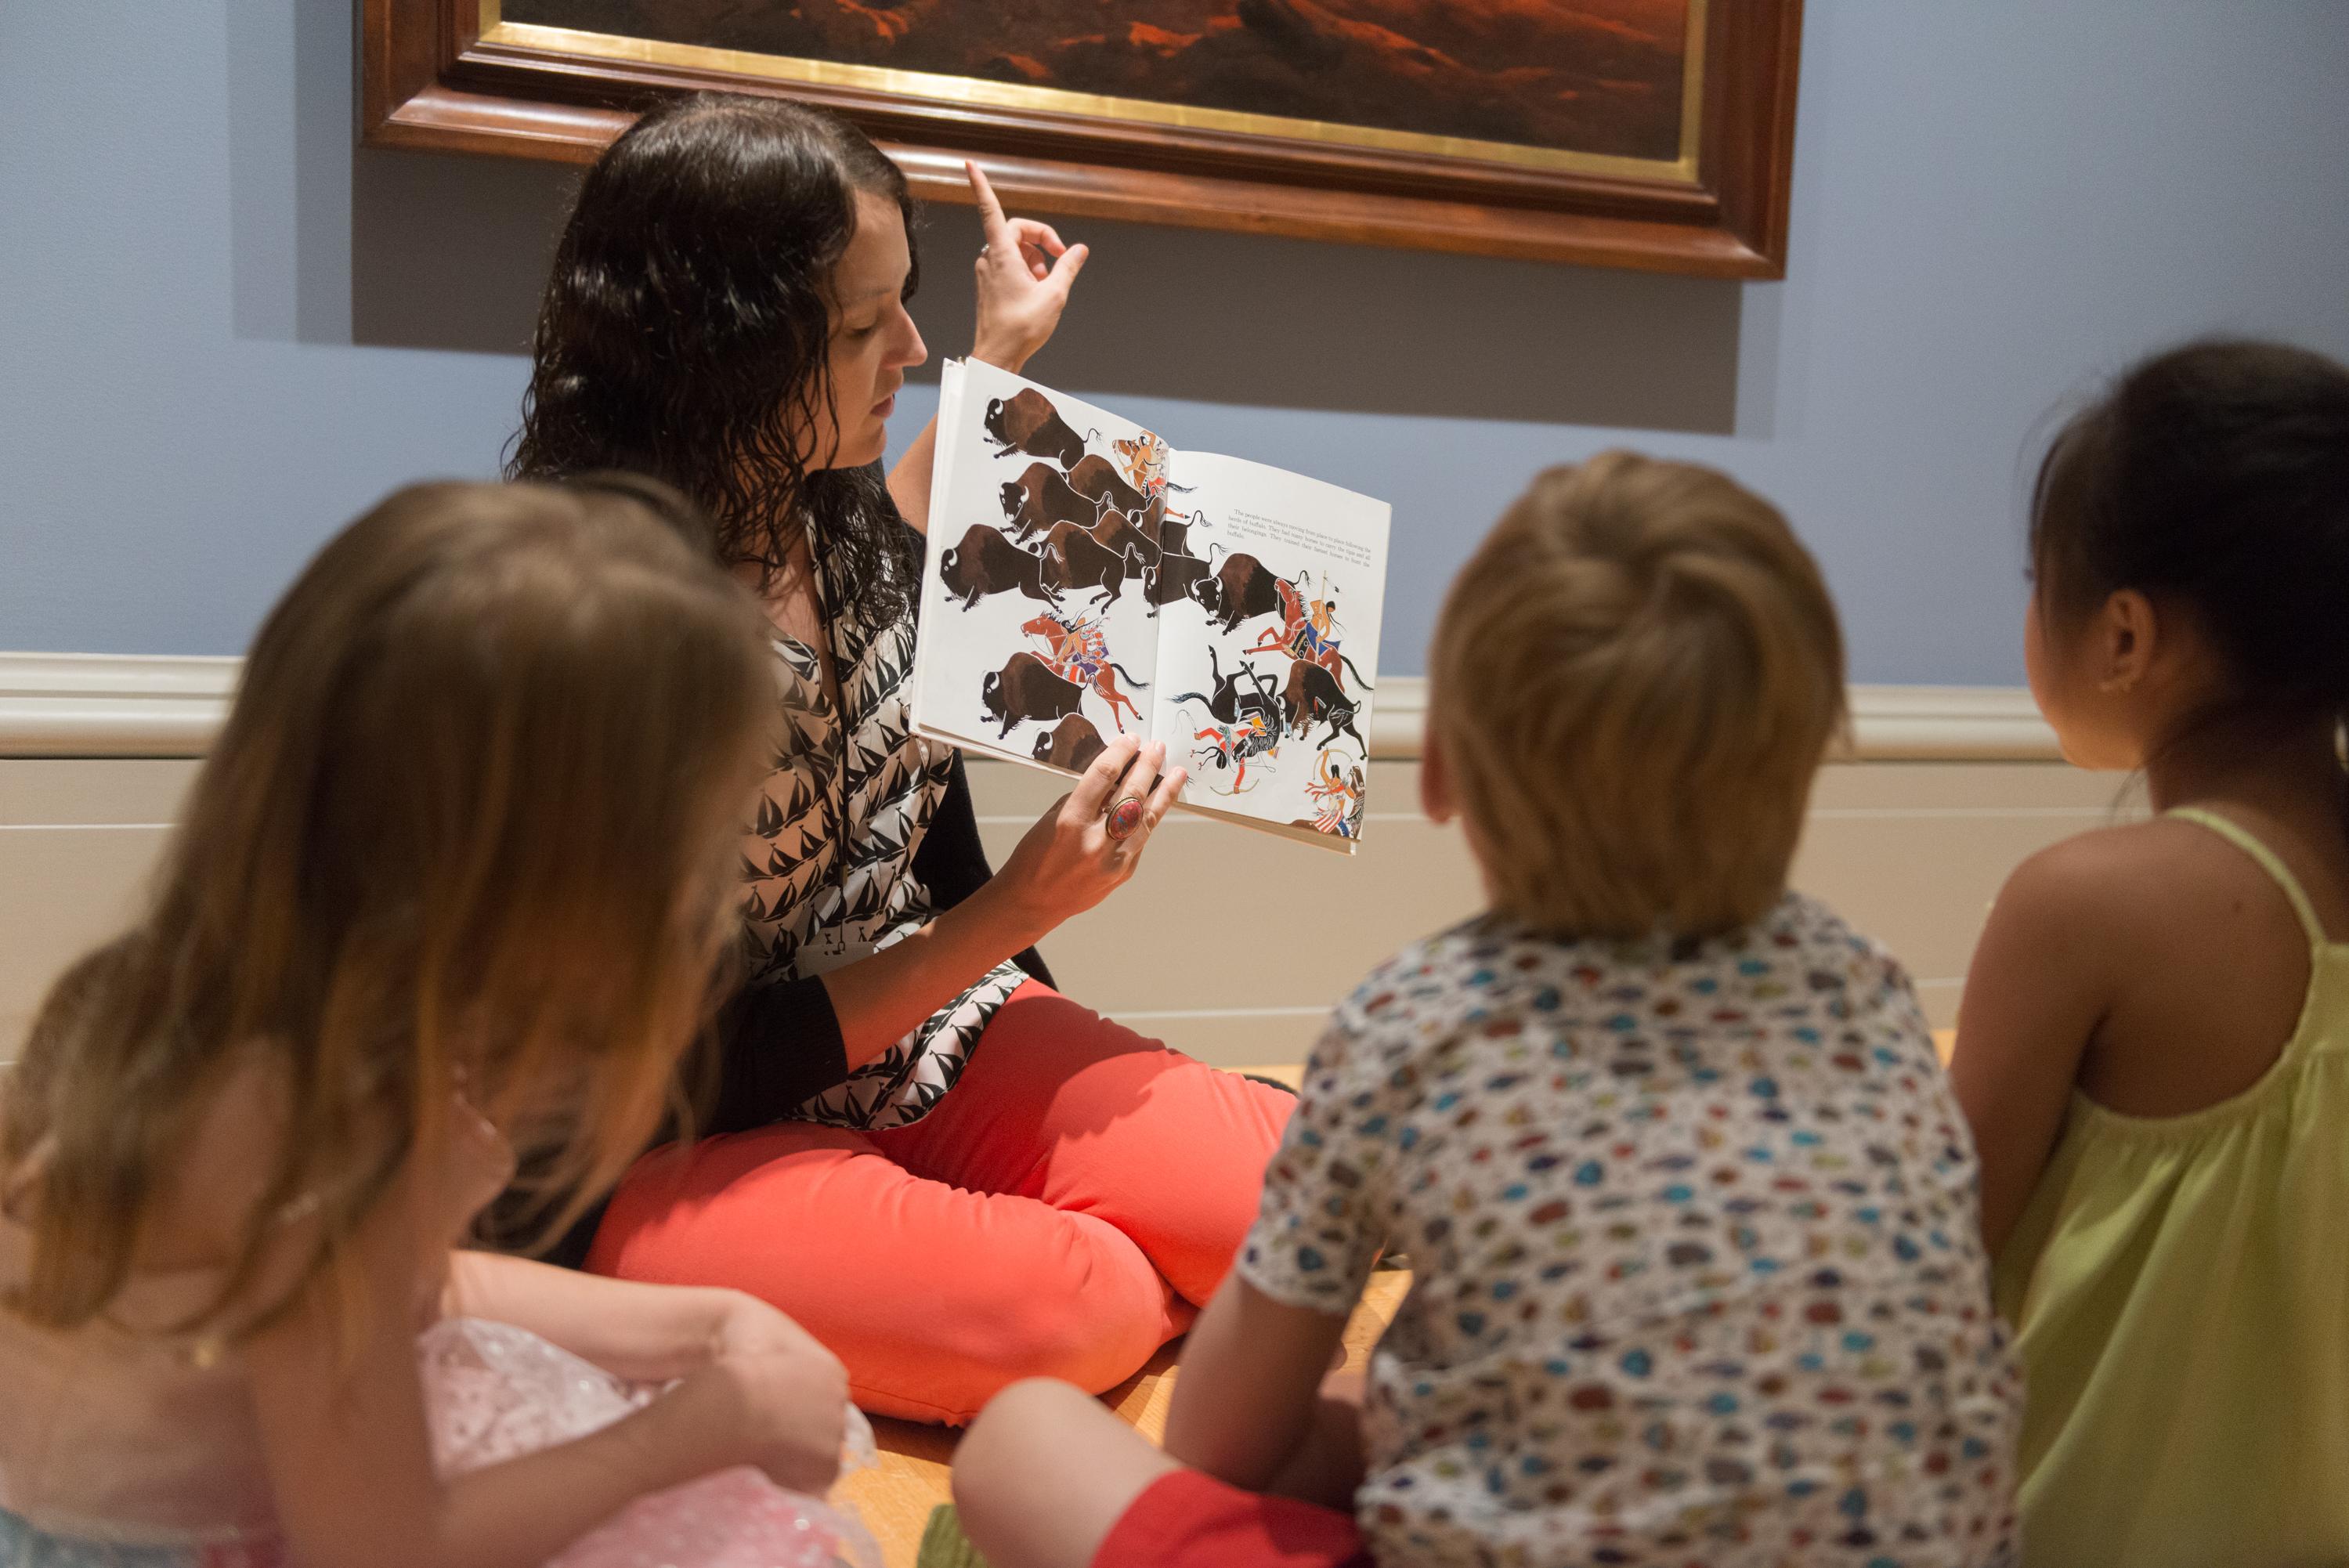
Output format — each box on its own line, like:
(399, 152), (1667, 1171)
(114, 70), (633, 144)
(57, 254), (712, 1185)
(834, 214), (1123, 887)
(1993, 807), (2349, 1566)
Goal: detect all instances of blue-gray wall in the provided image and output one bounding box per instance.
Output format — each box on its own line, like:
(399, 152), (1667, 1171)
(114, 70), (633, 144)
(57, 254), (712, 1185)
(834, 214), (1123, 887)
(4, 2), (2345, 681)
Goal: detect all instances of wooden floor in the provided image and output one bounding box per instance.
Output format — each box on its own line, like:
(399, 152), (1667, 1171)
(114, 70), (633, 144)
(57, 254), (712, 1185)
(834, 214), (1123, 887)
(836, 1270), (1409, 1568)
(829, 1040), (1956, 1568)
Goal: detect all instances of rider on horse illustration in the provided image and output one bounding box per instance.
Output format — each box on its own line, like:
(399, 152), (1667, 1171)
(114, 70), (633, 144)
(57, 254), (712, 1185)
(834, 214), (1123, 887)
(1246, 570), (1372, 694)
(1034, 611), (1109, 685)
(1293, 578), (1340, 660)
(1021, 610), (1148, 734)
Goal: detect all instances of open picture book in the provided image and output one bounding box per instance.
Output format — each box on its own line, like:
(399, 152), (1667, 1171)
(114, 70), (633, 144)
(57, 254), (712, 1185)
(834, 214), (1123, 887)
(912, 359), (1392, 851)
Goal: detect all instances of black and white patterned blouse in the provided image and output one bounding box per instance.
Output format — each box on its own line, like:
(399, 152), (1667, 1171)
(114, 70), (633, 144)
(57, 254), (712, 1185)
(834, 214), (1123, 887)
(738, 520), (1028, 1131)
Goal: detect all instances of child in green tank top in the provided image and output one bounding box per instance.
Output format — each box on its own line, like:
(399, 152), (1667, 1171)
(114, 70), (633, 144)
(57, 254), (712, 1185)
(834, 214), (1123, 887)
(1949, 338), (2349, 1567)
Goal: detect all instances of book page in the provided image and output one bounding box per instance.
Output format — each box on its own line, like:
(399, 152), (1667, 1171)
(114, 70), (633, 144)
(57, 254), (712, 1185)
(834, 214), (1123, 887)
(913, 360), (1170, 772)
(1151, 450), (1390, 845)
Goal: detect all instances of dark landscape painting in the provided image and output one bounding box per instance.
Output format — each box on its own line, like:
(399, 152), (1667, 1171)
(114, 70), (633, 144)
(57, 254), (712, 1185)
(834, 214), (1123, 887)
(503, 0), (1693, 164)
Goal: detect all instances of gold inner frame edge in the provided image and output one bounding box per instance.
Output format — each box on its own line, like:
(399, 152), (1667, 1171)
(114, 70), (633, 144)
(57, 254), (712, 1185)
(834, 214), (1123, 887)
(475, 2), (1708, 186)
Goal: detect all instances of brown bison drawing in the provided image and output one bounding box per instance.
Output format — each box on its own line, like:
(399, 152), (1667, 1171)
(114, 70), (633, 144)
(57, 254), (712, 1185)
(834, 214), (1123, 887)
(1282, 659), (1364, 751)
(1032, 714), (1106, 772)
(999, 461), (1097, 544)
(984, 388), (1086, 468)
(1065, 453), (1147, 522)
(1155, 509), (1198, 559)
(1086, 508), (1160, 574)
(980, 652), (1085, 739)
(1147, 548), (1212, 607)
(1188, 550), (1284, 634)
(939, 523), (1052, 609)
(1039, 521), (1140, 607)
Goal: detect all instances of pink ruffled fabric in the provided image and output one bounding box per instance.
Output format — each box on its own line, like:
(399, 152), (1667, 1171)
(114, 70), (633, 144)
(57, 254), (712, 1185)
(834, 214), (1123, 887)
(420, 1317), (880, 1568)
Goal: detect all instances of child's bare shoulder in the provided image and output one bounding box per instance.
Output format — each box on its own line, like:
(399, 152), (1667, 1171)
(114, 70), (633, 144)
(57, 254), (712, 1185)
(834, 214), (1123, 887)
(1997, 815), (2302, 957)
(2003, 818), (2203, 909)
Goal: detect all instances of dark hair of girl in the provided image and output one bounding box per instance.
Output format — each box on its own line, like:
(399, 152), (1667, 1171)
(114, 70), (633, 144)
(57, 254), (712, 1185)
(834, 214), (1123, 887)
(509, 93), (922, 625)
(2030, 338), (2349, 737)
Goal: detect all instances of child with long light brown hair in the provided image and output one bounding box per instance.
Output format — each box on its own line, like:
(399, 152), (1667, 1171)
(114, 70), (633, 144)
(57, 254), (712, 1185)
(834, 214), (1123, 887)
(0, 480), (858, 1567)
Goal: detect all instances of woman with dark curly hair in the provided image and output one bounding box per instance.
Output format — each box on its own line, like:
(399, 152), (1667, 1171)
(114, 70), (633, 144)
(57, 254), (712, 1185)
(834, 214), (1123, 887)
(509, 93), (1296, 1425)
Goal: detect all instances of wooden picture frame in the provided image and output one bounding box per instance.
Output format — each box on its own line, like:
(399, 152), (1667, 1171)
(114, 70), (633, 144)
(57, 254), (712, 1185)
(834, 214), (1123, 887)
(360, 0), (1801, 278)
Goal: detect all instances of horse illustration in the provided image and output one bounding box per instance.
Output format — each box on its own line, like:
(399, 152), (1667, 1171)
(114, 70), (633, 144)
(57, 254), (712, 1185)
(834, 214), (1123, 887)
(1019, 611), (1148, 734)
(1245, 572), (1373, 692)
(1169, 644), (1280, 731)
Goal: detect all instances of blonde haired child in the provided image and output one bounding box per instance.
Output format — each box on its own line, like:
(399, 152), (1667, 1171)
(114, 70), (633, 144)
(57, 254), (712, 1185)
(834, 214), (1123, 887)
(0, 481), (856, 1566)
(1951, 339), (2349, 1566)
(951, 453), (2021, 1568)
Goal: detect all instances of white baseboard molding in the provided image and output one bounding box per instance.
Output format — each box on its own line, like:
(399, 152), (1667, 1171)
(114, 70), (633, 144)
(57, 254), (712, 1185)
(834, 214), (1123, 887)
(1842, 685), (2059, 761)
(1369, 679), (2060, 762)
(0, 652), (2058, 762)
(0, 653), (239, 757)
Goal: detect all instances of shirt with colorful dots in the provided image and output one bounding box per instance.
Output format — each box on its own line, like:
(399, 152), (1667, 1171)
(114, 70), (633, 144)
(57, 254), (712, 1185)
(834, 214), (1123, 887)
(1237, 895), (2020, 1568)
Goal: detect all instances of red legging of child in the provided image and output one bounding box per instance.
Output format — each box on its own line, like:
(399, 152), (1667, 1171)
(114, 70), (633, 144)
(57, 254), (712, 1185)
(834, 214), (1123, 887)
(585, 982), (1296, 1424)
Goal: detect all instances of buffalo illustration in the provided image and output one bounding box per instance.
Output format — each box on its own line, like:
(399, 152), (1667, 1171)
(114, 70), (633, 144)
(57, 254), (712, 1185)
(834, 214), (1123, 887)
(1065, 453), (1147, 521)
(999, 461), (1095, 544)
(981, 652), (1086, 739)
(982, 388), (1086, 468)
(939, 523), (1053, 609)
(1283, 660), (1364, 751)
(1188, 551), (1283, 634)
(1146, 549), (1211, 607)
(1040, 521), (1140, 607)
(1032, 714), (1108, 772)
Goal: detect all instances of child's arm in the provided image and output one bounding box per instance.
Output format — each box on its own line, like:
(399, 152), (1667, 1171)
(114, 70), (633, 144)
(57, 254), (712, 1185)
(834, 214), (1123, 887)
(248, 1172), (847, 1568)
(1162, 990), (1397, 1506)
(441, 1249), (813, 1386)
(1948, 840), (2116, 1255)
(1162, 1272), (1356, 1501)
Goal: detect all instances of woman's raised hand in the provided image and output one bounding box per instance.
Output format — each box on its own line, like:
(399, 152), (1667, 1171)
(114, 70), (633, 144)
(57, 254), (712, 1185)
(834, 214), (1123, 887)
(993, 735), (1186, 941)
(967, 161), (1088, 376)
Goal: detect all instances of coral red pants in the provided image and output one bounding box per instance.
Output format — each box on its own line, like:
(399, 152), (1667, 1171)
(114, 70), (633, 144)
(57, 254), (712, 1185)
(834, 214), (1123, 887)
(585, 982), (1295, 1424)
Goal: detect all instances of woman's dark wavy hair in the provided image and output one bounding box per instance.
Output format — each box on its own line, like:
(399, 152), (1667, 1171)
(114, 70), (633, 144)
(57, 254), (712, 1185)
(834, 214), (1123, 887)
(2029, 338), (2349, 744)
(509, 93), (922, 625)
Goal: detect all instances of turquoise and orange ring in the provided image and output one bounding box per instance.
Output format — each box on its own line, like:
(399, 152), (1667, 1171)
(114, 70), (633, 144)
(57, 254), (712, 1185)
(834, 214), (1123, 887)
(1104, 793), (1147, 843)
